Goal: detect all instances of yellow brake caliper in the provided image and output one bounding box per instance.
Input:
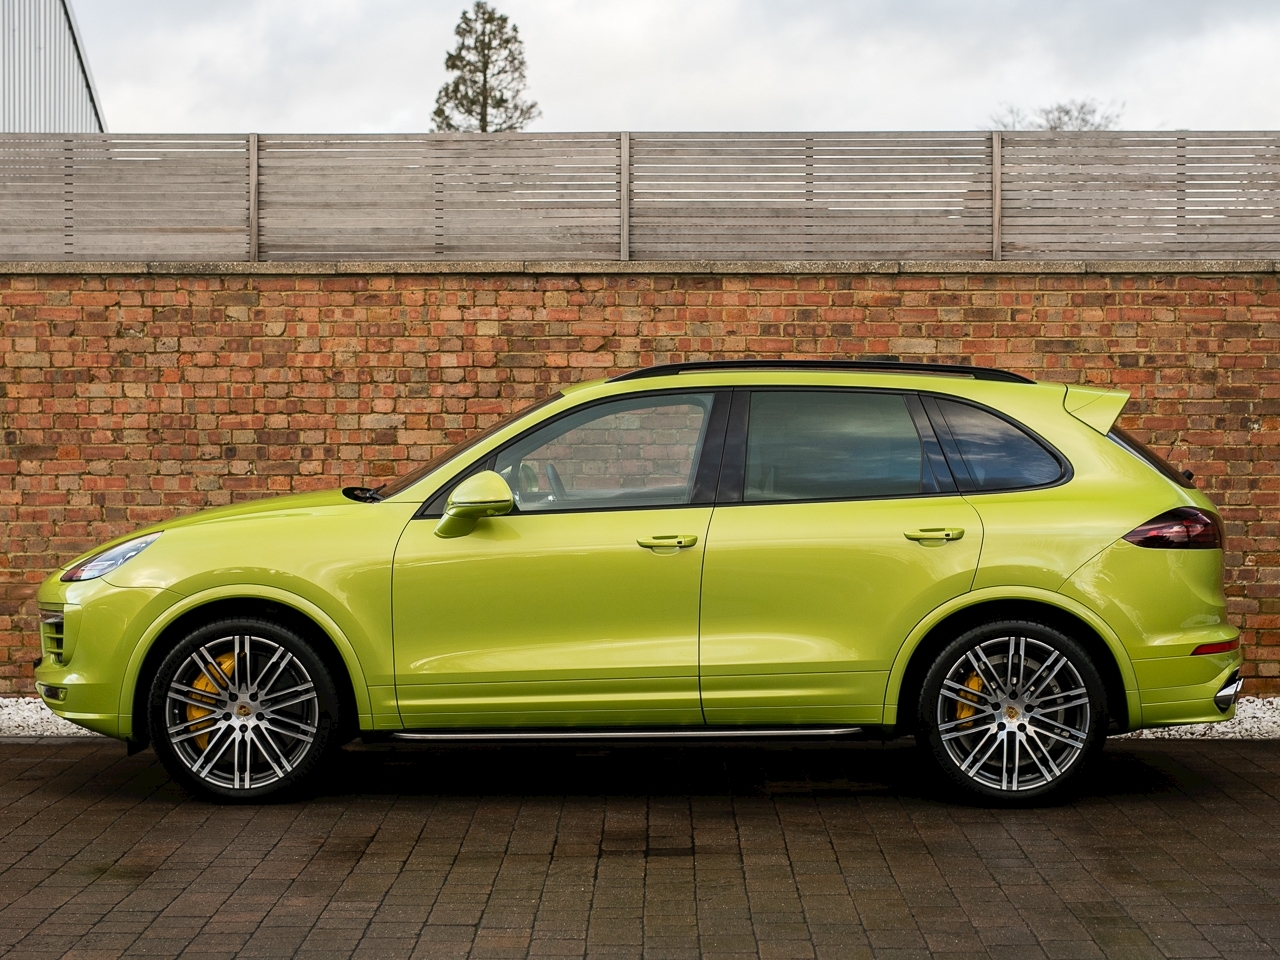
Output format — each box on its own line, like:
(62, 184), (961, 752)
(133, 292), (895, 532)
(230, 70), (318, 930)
(954, 671), (984, 727)
(187, 652), (237, 751)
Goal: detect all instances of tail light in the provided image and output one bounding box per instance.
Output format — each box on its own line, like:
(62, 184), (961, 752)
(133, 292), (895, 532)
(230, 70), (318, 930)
(1122, 507), (1222, 549)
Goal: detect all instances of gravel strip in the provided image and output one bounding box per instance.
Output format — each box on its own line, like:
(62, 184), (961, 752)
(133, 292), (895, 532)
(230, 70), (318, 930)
(0, 697), (103, 736)
(3, 695), (1278, 739)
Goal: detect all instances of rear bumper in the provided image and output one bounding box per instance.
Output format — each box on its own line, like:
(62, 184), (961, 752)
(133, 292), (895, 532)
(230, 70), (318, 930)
(1136, 658), (1243, 728)
(1214, 670), (1242, 713)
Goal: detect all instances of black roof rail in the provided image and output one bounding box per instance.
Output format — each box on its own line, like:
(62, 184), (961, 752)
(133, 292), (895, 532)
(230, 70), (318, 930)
(609, 359), (1035, 385)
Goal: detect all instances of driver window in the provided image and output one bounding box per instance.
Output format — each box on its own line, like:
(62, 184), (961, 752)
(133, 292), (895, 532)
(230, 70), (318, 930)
(494, 393), (714, 512)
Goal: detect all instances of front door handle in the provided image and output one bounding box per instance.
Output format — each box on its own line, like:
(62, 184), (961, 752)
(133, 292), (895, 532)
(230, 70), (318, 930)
(637, 534), (699, 550)
(904, 527), (964, 542)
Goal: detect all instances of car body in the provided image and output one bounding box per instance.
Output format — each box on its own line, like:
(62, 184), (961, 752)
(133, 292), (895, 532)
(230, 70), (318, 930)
(34, 361), (1242, 801)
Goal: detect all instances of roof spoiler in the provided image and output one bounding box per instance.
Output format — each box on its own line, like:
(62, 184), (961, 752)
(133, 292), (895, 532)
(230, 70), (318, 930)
(1064, 384), (1132, 434)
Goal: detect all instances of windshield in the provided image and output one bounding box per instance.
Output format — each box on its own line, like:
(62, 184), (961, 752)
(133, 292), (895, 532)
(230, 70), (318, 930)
(375, 392), (564, 499)
(1108, 426), (1196, 489)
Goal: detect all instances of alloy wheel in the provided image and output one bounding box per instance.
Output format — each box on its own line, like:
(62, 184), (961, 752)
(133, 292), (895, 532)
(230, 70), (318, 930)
(163, 632), (320, 791)
(933, 632), (1093, 793)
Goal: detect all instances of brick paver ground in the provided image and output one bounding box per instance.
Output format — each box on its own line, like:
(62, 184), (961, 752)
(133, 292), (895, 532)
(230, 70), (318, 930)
(0, 736), (1278, 960)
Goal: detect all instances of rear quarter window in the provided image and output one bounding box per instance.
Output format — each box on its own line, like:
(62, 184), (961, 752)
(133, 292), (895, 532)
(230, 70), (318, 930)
(929, 397), (1065, 491)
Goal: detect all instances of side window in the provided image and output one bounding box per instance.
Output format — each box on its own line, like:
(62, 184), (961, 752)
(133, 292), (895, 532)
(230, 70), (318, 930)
(931, 398), (1063, 491)
(494, 393), (714, 512)
(744, 391), (927, 502)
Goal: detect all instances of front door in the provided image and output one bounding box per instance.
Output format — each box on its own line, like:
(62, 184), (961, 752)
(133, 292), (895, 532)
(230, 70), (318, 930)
(699, 388), (983, 725)
(393, 390), (724, 729)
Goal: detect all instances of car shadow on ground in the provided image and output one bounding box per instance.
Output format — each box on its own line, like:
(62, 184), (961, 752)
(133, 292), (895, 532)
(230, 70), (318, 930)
(308, 735), (1183, 805)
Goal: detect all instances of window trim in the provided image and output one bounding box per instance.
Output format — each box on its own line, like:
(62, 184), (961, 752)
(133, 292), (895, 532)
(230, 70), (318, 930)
(919, 393), (1073, 494)
(715, 386), (962, 507)
(413, 388), (732, 519)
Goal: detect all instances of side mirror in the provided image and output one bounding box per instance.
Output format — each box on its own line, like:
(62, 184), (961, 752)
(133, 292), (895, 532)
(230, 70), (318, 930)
(434, 470), (514, 539)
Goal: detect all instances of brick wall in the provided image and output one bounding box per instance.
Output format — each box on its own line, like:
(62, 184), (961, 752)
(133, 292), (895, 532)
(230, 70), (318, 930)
(2, 266), (1277, 694)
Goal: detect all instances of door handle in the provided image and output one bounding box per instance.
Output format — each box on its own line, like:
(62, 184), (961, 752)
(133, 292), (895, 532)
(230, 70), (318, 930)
(637, 534), (699, 550)
(904, 527), (964, 542)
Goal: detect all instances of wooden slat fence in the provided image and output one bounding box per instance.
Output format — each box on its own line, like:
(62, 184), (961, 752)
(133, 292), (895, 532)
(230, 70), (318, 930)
(2, 131), (1279, 262)
(629, 132), (994, 259)
(1001, 133), (1280, 258)
(0, 135), (250, 260)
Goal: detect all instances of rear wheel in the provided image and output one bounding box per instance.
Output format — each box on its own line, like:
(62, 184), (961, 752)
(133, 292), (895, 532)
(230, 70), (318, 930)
(918, 620), (1107, 803)
(148, 618), (340, 802)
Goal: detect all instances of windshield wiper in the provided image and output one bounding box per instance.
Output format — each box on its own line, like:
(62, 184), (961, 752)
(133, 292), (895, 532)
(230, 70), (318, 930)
(342, 484), (387, 503)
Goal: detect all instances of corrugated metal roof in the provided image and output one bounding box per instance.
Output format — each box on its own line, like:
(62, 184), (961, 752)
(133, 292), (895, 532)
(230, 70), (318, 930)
(1, 0), (105, 132)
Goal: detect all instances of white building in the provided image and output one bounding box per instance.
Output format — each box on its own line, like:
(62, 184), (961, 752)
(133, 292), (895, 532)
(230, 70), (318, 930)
(1, 0), (104, 132)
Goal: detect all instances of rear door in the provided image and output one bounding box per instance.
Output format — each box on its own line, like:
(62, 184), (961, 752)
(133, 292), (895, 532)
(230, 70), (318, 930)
(698, 388), (983, 725)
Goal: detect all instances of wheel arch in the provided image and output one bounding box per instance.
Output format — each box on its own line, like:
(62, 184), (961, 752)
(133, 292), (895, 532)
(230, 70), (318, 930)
(885, 591), (1139, 737)
(121, 587), (371, 748)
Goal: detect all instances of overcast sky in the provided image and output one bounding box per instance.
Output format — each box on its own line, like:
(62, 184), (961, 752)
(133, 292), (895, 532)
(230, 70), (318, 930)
(73, 0), (1280, 133)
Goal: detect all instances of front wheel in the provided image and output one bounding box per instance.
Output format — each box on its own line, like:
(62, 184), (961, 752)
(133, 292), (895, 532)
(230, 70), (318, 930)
(918, 620), (1107, 803)
(148, 618), (341, 802)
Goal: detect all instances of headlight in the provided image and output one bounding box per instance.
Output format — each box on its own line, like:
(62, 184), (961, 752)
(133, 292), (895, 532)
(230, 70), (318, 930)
(61, 533), (161, 582)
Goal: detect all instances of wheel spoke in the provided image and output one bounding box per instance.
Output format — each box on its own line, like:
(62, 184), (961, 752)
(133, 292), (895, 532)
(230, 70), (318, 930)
(251, 726), (293, 777)
(939, 705), (998, 731)
(261, 712), (317, 738)
(941, 719), (998, 741)
(1002, 729), (1020, 791)
(195, 645), (232, 689)
(940, 679), (990, 707)
(167, 688), (226, 712)
(192, 723), (235, 777)
(1035, 694), (1090, 712)
(234, 731), (250, 790)
(167, 711), (223, 736)
(960, 726), (1001, 774)
(1029, 714), (1088, 746)
(253, 645), (288, 694)
(1022, 650), (1060, 694)
(1029, 685), (1087, 708)
(1022, 730), (1059, 780)
(967, 649), (1006, 698)
(261, 683), (315, 711)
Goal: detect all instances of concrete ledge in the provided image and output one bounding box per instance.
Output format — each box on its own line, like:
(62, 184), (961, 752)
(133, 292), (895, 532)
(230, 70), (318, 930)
(0, 259), (1277, 276)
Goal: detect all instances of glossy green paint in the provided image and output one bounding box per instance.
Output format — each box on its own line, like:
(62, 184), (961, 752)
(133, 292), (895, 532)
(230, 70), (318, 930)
(394, 507), (711, 728)
(34, 367), (1240, 742)
(699, 495), (982, 725)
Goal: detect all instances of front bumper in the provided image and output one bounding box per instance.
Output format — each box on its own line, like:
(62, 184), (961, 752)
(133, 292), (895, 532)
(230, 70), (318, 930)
(33, 575), (174, 739)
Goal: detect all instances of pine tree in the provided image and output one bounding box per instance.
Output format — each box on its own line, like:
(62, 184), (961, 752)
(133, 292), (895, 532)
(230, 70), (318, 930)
(433, 2), (540, 133)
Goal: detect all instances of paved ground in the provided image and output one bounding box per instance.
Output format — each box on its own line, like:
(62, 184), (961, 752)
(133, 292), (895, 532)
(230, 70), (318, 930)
(1, 737), (1278, 960)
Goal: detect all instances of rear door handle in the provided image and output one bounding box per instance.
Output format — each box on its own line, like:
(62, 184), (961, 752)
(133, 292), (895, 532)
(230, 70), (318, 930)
(637, 534), (699, 550)
(904, 527), (964, 542)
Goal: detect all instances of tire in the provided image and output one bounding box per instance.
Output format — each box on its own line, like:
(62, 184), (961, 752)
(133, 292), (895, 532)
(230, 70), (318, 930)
(148, 617), (341, 802)
(917, 619), (1107, 804)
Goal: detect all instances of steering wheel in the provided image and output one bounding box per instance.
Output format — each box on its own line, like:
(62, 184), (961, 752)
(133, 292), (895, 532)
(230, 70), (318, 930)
(545, 462), (568, 500)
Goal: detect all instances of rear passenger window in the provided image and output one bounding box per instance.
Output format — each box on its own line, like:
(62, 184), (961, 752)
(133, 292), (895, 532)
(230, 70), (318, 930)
(744, 391), (927, 501)
(932, 398), (1063, 491)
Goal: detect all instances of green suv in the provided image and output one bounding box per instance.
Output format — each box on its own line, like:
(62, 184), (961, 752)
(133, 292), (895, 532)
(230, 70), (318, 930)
(34, 361), (1242, 803)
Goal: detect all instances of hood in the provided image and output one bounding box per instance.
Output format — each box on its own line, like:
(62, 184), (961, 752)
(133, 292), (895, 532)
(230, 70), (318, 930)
(58, 488), (353, 570)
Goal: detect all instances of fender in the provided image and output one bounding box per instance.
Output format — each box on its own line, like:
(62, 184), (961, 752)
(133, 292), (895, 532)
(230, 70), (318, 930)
(117, 583), (376, 738)
(881, 585), (1141, 728)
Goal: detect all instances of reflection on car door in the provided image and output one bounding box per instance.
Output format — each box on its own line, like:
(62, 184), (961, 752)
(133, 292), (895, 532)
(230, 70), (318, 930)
(393, 391), (726, 729)
(699, 389), (983, 725)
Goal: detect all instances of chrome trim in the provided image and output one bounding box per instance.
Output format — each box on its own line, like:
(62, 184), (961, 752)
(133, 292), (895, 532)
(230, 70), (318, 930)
(392, 726), (862, 742)
(1214, 671), (1242, 713)
(39, 609), (64, 625)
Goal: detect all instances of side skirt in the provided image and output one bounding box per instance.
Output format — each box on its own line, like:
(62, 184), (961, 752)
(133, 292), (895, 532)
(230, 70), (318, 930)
(391, 726), (863, 742)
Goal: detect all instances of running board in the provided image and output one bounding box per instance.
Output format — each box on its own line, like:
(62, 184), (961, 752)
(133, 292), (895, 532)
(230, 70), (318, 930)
(392, 726), (862, 742)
